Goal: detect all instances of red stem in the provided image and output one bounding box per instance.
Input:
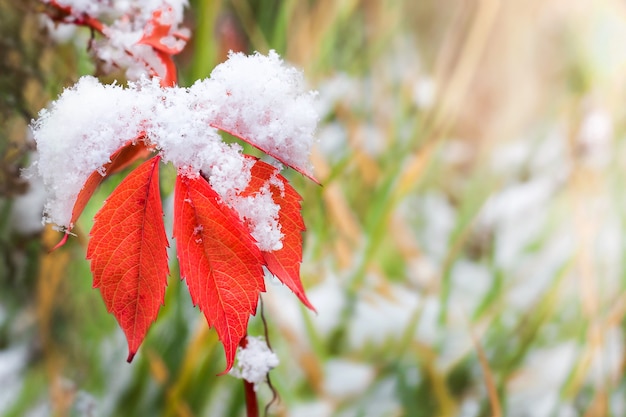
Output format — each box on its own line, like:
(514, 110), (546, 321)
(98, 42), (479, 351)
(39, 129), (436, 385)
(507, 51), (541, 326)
(240, 336), (259, 417)
(47, 0), (106, 34)
(243, 379), (259, 417)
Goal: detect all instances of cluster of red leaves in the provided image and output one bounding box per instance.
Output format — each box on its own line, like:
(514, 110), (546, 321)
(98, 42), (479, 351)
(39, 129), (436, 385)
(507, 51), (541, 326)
(82, 150), (313, 371)
(46, 1), (188, 86)
(46, 2), (316, 372)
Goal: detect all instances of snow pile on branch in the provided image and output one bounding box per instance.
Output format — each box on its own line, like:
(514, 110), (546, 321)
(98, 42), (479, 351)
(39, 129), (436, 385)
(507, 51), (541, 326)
(229, 337), (279, 390)
(30, 51), (318, 251)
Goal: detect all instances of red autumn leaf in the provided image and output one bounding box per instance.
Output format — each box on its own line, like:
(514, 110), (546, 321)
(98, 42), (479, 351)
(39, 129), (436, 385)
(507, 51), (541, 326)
(173, 173), (265, 372)
(71, 140), (151, 228)
(137, 5), (188, 86)
(47, 0), (105, 34)
(210, 124), (320, 185)
(137, 6), (186, 55)
(244, 158), (315, 311)
(53, 139), (152, 250)
(87, 156), (169, 362)
(153, 49), (178, 87)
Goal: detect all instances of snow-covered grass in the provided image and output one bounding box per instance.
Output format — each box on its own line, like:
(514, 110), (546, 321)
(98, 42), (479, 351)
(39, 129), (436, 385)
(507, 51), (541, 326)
(3, 1), (626, 416)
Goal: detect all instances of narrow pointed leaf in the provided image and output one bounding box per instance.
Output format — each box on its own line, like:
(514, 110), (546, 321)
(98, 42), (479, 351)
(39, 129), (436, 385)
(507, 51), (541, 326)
(87, 156), (168, 362)
(153, 49), (178, 87)
(173, 173), (265, 372)
(210, 124), (320, 184)
(243, 158), (315, 311)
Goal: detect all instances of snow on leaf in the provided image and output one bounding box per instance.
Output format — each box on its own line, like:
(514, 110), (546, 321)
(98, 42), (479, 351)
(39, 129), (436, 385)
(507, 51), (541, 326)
(31, 49), (320, 369)
(152, 49), (178, 87)
(87, 156), (169, 362)
(213, 124), (320, 184)
(173, 173), (265, 372)
(136, 5), (187, 86)
(198, 50), (319, 183)
(137, 6), (187, 56)
(243, 158), (315, 311)
(58, 139), (151, 240)
(33, 52), (319, 233)
(32, 76), (149, 230)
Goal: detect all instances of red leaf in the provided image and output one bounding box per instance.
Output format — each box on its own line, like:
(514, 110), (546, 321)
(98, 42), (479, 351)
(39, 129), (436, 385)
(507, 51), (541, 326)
(87, 156), (169, 362)
(53, 139), (152, 250)
(210, 124), (320, 185)
(153, 49), (178, 87)
(48, 1), (105, 34)
(136, 6), (188, 85)
(137, 6), (186, 55)
(243, 158), (315, 311)
(173, 173), (265, 372)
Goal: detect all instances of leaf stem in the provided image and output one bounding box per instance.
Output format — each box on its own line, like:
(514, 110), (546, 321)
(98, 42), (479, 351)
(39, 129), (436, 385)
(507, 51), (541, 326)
(244, 378), (259, 417)
(240, 336), (259, 417)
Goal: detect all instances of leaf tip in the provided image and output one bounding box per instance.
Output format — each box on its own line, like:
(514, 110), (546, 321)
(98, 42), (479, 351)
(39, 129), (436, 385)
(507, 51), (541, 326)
(127, 351), (136, 363)
(49, 233), (70, 252)
(304, 299), (317, 313)
(216, 342), (240, 376)
(302, 171), (322, 186)
(292, 288), (316, 312)
(217, 366), (232, 376)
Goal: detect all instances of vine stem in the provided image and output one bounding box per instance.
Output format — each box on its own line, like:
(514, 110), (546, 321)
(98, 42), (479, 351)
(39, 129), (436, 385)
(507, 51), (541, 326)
(240, 336), (259, 417)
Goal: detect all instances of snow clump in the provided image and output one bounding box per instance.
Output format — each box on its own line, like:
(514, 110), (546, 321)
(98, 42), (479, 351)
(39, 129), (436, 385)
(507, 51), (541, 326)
(229, 337), (279, 390)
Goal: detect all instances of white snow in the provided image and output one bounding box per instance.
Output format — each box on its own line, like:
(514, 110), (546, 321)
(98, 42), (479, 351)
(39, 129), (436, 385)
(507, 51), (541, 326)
(291, 401), (333, 417)
(229, 336), (279, 390)
(411, 192), (456, 262)
(0, 346), (28, 413)
(449, 259), (491, 315)
(230, 189), (284, 252)
(9, 174), (47, 235)
(507, 343), (578, 417)
(588, 325), (624, 384)
(347, 281), (420, 349)
(412, 77), (436, 110)
(316, 122), (348, 163)
(45, 0), (189, 81)
(30, 51), (318, 251)
(306, 277), (347, 337)
(578, 107), (613, 169)
(478, 175), (563, 271)
(31, 76), (145, 229)
(192, 51), (318, 176)
(322, 359), (374, 399)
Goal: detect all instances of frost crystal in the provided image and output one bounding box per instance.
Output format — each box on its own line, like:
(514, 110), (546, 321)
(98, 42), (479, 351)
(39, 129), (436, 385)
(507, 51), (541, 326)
(31, 51), (318, 251)
(229, 337), (279, 390)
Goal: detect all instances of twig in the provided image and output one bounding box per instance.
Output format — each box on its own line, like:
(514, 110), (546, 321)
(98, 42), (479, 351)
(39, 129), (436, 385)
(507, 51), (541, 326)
(260, 298), (279, 416)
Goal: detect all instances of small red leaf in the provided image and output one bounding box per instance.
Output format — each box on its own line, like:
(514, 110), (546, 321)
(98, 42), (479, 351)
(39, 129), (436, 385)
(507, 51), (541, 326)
(135, 6), (188, 85)
(87, 156), (169, 362)
(173, 173), (265, 372)
(137, 6), (185, 55)
(54, 139), (151, 250)
(244, 158), (315, 311)
(153, 50), (178, 87)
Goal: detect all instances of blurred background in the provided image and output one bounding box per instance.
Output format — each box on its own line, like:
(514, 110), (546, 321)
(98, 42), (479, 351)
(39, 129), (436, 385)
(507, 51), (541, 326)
(2, 0), (626, 416)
